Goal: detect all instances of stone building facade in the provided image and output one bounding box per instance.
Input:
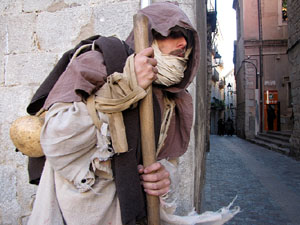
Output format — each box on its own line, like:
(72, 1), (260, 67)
(224, 69), (237, 132)
(233, 0), (290, 139)
(0, 1), (208, 224)
(287, 0), (300, 158)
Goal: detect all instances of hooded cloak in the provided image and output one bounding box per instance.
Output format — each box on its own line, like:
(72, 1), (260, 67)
(43, 2), (200, 160)
(28, 2), (202, 225)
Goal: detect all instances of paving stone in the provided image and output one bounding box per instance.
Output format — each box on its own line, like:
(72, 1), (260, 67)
(201, 135), (300, 225)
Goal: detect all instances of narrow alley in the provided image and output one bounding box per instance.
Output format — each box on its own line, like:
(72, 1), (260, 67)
(201, 135), (300, 225)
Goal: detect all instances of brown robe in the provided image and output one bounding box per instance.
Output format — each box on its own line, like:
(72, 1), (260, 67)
(27, 2), (201, 224)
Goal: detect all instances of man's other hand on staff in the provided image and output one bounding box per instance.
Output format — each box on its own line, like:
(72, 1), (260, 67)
(135, 47), (158, 89)
(138, 162), (170, 196)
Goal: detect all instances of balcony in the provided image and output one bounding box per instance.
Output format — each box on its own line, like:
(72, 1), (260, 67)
(207, 0), (217, 32)
(211, 97), (225, 111)
(207, 10), (217, 32)
(219, 80), (225, 89)
(212, 68), (219, 82)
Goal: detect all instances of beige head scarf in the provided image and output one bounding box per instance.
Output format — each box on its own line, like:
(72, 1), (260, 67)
(152, 40), (192, 86)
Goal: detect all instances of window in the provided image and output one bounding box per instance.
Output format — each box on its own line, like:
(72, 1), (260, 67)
(282, 0), (287, 22)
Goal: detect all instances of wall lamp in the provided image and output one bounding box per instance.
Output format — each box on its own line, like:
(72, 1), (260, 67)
(212, 51), (222, 68)
(227, 83), (232, 91)
(227, 83), (236, 94)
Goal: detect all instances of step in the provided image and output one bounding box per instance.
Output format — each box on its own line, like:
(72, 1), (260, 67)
(255, 135), (291, 148)
(257, 132), (290, 143)
(267, 130), (292, 137)
(248, 138), (290, 156)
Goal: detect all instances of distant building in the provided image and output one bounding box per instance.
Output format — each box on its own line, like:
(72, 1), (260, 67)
(233, 0), (291, 139)
(207, 0), (224, 136)
(210, 72), (225, 134)
(224, 69), (237, 133)
(207, 0), (226, 135)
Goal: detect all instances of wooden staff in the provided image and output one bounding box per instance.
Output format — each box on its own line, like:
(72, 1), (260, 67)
(133, 13), (160, 225)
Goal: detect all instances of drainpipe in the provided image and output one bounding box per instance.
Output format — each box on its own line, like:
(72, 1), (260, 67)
(257, 0), (263, 133)
(195, 0), (207, 212)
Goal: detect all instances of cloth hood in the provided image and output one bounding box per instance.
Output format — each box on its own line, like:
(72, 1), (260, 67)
(125, 2), (200, 93)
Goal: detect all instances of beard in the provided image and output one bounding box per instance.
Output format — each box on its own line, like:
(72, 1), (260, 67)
(169, 48), (186, 57)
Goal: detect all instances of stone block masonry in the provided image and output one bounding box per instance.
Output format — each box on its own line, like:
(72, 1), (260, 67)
(288, 0), (300, 158)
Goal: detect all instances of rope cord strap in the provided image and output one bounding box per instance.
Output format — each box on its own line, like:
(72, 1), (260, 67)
(70, 42), (96, 64)
(156, 96), (175, 157)
(86, 95), (103, 131)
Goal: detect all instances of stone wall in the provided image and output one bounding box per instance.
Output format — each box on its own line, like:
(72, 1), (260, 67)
(288, 0), (300, 158)
(0, 1), (201, 224)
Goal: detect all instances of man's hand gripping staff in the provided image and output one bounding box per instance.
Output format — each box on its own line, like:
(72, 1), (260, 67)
(138, 162), (171, 196)
(133, 13), (170, 225)
(134, 19), (171, 198)
(135, 47), (158, 89)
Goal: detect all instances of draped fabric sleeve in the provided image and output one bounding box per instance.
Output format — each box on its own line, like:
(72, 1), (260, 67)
(43, 50), (108, 110)
(33, 103), (123, 225)
(40, 102), (99, 187)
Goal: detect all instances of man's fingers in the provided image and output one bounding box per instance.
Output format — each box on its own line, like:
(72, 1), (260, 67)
(139, 162), (171, 197)
(140, 47), (154, 57)
(143, 162), (162, 174)
(137, 164), (144, 174)
(147, 57), (157, 67)
(134, 47), (158, 89)
(141, 178), (170, 190)
(144, 186), (170, 196)
(141, 169), (169, 182)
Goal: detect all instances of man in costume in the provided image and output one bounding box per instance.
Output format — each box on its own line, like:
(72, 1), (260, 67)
(27, 2), (239, 225)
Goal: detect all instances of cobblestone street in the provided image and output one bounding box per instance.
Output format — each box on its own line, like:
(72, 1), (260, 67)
(201, 135), (300, 225)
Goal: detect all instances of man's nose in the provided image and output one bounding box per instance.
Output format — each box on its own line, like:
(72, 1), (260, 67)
(177, 37), (187, 49)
